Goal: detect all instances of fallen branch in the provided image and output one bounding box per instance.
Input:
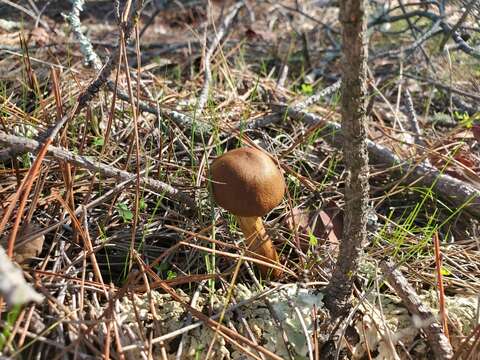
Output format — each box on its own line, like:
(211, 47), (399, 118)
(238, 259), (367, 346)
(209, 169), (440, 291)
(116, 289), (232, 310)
(0, 132), (196, 210)
(369, 9), (480, 60)
(4, 92), (478, 219)
(380, 260), (454, 360)
(276, 105), (480, 219)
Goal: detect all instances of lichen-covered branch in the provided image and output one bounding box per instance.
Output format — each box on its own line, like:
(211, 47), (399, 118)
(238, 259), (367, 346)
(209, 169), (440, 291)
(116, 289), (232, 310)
(380, 260), (454, 360)
(65, 0), (102, 69)
(0, 132), (196, 210)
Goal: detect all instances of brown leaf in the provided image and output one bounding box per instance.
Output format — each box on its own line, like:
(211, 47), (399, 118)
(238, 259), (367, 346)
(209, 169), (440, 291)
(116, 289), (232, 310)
(322, 200), (344, 244)
(243, 26), (276, 42)
(472, 124), (480, 142)
(318, 209), (339, 246)
(29, 27), (50, 47)
(284, 207), (310, 234)
(454, 153), (475, 169)
(1, 223), (45, 264)
(245, 27), (262, 40)
(284, 202), (343, 250)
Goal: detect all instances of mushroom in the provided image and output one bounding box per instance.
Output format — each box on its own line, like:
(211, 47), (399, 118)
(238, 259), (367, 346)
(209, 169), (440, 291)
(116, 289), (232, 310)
(210, 147), (285, 278)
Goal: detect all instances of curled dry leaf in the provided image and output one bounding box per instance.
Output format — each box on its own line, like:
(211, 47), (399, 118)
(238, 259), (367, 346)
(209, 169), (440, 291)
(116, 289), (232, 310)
(472, 124), (480, 142)
(0, 223), (45, 264)
(284, 201), (343, 252)
(29, 27), (50, 47)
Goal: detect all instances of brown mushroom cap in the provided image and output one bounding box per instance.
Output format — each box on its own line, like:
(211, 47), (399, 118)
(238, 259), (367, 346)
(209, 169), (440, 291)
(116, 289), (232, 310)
(210, 147), (285, 217)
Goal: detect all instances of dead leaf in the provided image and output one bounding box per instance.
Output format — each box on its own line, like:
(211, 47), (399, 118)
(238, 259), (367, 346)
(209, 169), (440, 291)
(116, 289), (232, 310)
(454, 153), (475, 169)
(1, 223), (45, 264)
(285, 207), (310, 234)
(29, 27), (50, 47)
(284, 202), (343, 252)
(472, 124), (480, 142)
(245, 27), (263, 40)
(243, 25), (276, 42)
(318, 209), (339, 247)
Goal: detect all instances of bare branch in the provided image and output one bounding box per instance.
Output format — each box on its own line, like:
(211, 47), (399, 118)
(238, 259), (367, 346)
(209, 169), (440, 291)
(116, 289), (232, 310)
(0, 132), (196, 210)
(380, 260), (454, 360)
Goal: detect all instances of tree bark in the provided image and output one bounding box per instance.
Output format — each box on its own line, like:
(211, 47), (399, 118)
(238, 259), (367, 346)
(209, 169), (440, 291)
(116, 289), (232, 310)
(324, 0), (370, 317)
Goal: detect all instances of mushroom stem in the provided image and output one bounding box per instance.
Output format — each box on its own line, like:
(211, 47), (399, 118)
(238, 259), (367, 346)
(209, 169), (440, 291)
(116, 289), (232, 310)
(236, 216), (281, 278)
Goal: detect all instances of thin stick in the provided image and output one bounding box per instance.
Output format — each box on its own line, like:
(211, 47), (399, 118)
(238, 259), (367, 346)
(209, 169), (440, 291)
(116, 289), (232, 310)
(0, 132), (196, 210)
(380, 260), (453, 360)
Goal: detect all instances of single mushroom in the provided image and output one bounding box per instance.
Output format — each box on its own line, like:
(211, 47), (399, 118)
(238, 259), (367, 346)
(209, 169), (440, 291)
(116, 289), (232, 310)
(210, 147), (285, 278)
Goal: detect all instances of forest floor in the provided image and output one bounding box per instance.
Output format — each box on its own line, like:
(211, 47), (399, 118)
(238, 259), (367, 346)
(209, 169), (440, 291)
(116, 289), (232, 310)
(0, 1), (479, 359)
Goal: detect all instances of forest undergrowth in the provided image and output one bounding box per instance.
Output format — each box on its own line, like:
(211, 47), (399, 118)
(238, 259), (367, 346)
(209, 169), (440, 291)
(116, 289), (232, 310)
(0, 1), (479, 359)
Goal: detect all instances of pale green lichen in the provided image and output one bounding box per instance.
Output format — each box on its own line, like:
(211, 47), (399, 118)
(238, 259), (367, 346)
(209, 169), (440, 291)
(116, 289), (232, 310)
(112, 281), (476, 359)
(113, 284), (325, 359)
(115, 288), (230, 359)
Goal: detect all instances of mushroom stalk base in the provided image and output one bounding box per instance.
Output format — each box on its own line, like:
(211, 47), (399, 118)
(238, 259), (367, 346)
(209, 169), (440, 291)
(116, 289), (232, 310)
(236, 216), (281, 278)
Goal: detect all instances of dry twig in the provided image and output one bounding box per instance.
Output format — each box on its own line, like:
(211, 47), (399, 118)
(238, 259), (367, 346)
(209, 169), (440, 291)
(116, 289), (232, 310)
(0, 132), (196, 210)
(380, 260), (454, 360)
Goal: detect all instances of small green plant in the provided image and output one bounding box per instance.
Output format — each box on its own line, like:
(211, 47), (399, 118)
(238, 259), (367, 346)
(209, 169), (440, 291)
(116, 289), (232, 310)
(172, 64), (182, 82)
(247, 75), (261, 102)
(116, 202), (133, 223)
(195, 346), (205, 360)
(0, 305), (21, 352)
(259, 59), (269, 77)
(139, 198), (147, 212)
(300, 83), (314, 96)
(166, 270), (177, 280)
(154, 263), (177, 280)
(21, 153), (31, 168)
(454, 111), (480, 128)
(440, 266), (451, 276)
(92, 136), (104, 148)
(308, 230), (318, 247)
